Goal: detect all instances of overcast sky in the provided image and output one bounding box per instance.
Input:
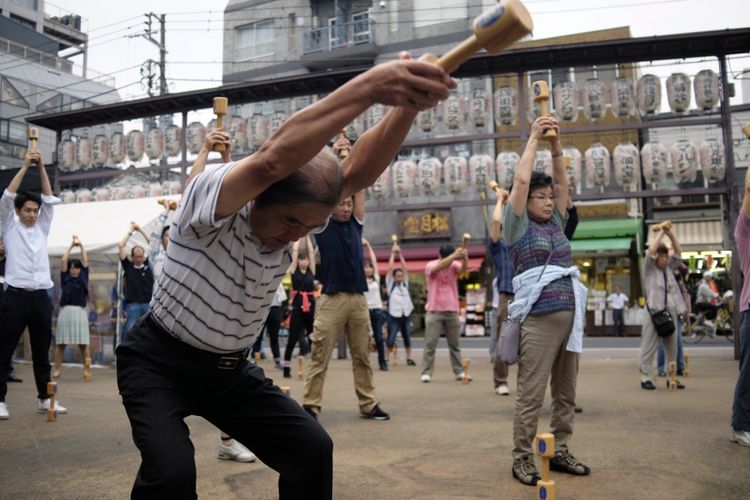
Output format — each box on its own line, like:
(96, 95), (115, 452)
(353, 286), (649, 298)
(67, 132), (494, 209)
(52, 0), (749, 103)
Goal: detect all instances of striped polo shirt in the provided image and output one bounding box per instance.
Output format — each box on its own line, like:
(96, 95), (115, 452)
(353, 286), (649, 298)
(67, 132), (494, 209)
(150, 162), (293, 353)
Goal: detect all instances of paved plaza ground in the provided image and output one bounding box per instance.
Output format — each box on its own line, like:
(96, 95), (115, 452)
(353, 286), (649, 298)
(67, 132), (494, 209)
(1, 341), (749, 499)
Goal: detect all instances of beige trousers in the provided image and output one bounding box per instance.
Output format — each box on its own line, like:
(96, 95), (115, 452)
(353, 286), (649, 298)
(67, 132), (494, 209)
(512, 309), (577, 459)
(303, 293), (377, 414)
(639, 308), (678, 382)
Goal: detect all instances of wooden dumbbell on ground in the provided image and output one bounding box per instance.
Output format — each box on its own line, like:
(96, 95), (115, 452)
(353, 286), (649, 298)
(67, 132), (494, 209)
(461, 358), (471, 384)
(47, 382), (58, 422)
(83, 357), (92, 382)
(390, 345), (398, 366)
(683, 355), (689, 377)
(535, 433), (556, 500)
(668, 361), (677, 391)
(298, 355), (305, 380)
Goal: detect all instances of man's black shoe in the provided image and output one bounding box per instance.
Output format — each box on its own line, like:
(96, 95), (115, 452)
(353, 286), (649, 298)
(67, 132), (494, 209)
(641, 380), (656, 390)
(303, 405), (318, 420)
(7, 375), (22, 383)
(361, 404), (390, 420)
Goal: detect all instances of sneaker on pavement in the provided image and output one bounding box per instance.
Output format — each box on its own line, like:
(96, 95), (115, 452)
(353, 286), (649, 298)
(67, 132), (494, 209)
(218, 439), (256, 462)
(641, 380), (656, 390)
(0, 402), (8, 419)
(361, 404), (390, 420)
(455, 372), (473, 382)
(549, 449), (591, 475)
(420, 374), (431, 383)
(37, 398), (67, 414)
(512, 455), (540, 486)
(406, 359), (416, 366)
(495, 384), (510, 396)
(732, 429), (750, 447)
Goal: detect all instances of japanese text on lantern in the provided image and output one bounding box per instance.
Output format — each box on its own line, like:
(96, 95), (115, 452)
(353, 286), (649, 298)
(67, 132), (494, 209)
(399, 210), (452, 240)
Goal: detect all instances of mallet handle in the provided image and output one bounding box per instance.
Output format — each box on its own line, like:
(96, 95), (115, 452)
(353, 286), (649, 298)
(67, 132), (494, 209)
(437, 37), (483, 74)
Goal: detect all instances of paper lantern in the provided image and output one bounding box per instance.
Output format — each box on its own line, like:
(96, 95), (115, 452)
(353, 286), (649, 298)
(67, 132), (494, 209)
(146, 128), (164, 160)
(443, 92), (465, 129)
(471, 88), (489, 127)
(163, 124), (181, 156)
(582, 78), (607, 121)
(585, 143), (611, 186)
(270, 111), (287, 134)
(495, 151), (520, 189)
(186, 122), (206, 154)
(368, 104), (386, 129)
(562, 147), (582, 186)
(344, 113), (366, 140)
(610, 77), (636, 118)
(636, 74), (662, 115)
(641, 142), (669, 183)
(553, 81), (579, 122)
(469, 155), (493, 192)
(228, 116), (247, 151)
(60, 189), (76, 204)
(670, 140), (699, 183)
(75, 188), (92, 203)
(127, 130), (145, 162)
(76, 137), (92, 170)
(444, 156), (468, 193)
(129, 184), (147, 199)
(494, 85), (518, 126)
(247, 115), (269, 149)
(369, 169), (389, 200)
(417, 108), (438, 132)
(109, 132), (126, 164)
(91, 134), (109, 167)
(694, 69), (720, 110)
(534, 149), (552, 175)
(699, 139), (725, 182)
(666, 73), (691, 113)
(612, 143), (640, 186)
(58, 138), (76, 171)
(111, 186), (129, 200)
(391, 160), (416, 198)
(148, 183), (163, 198)
(416, 157), (442, 196)
(93, 187), (110, 202)
(163, 180), (183, 195)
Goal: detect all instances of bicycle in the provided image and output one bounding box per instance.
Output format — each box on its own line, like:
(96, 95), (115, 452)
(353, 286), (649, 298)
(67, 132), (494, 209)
(683, 300), (733, 344)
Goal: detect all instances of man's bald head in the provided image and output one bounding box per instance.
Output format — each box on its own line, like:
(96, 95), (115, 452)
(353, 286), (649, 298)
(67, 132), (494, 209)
(254, 147), (344, 210)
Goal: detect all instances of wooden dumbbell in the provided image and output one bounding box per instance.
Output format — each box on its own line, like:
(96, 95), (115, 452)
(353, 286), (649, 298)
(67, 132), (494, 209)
(535, 433), (556, 500)
(462, 233), (471, 248)
(83, 356), (92, 382)
(390, 345), (398, 366)
(668, 361), (677, 391)
(461, 358), (471, 385)
(47, 382), (58, 422)
(531, 80), (557, 139)
(683, 355), (689, 377)
(212, 97), (228, 153)
(298, 355), (304, 380)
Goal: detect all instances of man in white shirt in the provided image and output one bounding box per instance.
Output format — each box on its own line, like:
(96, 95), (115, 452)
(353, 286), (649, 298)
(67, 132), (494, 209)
(607, 286), (629, 337)
(386, 242), (415, 365)
(0, 150), (66, 420)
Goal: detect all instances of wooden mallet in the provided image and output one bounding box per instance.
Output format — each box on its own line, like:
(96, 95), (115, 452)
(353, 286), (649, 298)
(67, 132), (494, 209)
(420, 0), (533, 73)
(28, 127), (39, 165)
(535, 433), (556, 500)
(652, 220), (673, 233)
(488, 180), (501, 193)
(46, 382), (58, 422)
(298, 355), (305, 380)
(461, 358), (471, 384)
(391, 233), (398, 245)
(212, 97), (228, 153)
(462, 233), (471, 248)
(336, 129), (349, 160)
(83, 356), (92, 382)
(532, 80), (557, 139)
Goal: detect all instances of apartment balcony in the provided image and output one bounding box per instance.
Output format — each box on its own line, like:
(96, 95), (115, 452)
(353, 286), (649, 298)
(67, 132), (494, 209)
(300, 17), (377, 70)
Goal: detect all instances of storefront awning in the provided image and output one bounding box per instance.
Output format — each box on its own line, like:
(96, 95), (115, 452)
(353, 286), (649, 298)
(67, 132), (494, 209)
(378, 257), (483, 276)
(570, 237), (633, 254)
(647, 220), (724, 250)
(572, 218), (641, 239)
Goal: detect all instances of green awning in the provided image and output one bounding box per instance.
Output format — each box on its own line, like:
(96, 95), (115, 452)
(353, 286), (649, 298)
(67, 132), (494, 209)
(570, 237), (633, 253)
(572, 218), (641, 240)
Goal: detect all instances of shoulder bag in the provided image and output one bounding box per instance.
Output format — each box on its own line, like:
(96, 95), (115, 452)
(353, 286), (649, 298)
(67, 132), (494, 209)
(647, 270), (675, 337)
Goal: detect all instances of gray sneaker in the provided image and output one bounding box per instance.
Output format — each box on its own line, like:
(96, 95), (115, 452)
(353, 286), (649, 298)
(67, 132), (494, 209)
(512, 455), (540, 486)
(732, 429), (750, 447)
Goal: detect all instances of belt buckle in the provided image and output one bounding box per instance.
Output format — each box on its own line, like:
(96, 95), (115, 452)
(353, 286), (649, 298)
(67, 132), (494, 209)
(218, 355), (240, 370)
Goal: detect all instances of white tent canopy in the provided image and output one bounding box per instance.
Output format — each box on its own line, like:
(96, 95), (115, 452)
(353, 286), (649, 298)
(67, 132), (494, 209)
(47, 195), (180, 257)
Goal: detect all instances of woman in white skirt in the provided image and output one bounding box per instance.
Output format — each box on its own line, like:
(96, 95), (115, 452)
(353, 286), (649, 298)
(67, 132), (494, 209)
(53, 235), (91, 380)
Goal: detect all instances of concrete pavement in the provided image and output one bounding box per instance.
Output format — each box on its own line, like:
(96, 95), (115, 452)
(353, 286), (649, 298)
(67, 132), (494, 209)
(1, 345), (749, 499)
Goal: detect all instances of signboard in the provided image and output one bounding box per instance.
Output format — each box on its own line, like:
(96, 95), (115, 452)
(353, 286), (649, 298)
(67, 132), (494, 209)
(399, 209), (452, 240)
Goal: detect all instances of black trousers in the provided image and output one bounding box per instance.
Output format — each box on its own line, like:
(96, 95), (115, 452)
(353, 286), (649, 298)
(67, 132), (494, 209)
(612, 309), (625, 337)
(116, 315), (332, 500)
(263, 305), (282, 359)
(285, 306), (313, 361)
(0, 288), (53, 401)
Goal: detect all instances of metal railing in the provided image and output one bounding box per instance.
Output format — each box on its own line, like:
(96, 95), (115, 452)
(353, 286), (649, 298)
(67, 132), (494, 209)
(302, 17), (373, 55)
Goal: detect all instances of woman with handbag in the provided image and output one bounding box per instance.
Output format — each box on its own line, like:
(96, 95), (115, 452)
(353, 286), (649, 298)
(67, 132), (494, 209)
(639, 226), (687, 390)
(502, 116), (589, 486)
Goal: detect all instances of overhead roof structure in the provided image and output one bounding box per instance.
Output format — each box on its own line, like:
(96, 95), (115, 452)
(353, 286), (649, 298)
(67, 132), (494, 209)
(26, 27), (750, 131)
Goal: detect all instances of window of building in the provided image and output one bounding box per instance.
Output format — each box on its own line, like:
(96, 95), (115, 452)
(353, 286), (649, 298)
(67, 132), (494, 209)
(37, 92), (63, 112)
(288, 13), (296, 52)
(235, 20), (275, 61)
(1, 77), (29, 108)
(352, 11), (371, 44)
(413, 0), (467, 28)
(389, 1), (399, 32)
(11, 0), (38, 11)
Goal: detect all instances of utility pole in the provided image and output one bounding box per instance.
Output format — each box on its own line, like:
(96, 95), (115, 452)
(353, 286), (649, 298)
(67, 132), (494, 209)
(135, 13), (167, 96)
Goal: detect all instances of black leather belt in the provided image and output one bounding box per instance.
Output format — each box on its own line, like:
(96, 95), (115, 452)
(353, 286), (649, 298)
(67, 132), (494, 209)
(7, 285), (43, 294)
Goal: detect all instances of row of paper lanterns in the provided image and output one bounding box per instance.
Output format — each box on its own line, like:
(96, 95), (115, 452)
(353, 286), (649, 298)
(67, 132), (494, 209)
(496, 69), (720, 126)
(369, 139), (725, 199)
(58, 181), (184, 204)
